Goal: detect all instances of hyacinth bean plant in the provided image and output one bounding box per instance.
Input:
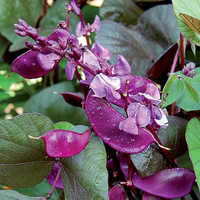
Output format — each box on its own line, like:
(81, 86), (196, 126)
(1, 0), (200, 199)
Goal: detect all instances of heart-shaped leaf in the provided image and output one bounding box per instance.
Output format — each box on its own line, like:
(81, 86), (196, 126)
(96, 5), (179, 76)
(0, 113), (54, 187)
(186, 118), (200, 191)
(61, 125), (108, 200)
(0, 190), (42, 200)
(24, 82), (89, 124)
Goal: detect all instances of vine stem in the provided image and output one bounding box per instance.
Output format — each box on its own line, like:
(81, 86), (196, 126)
(180, 33), (185, 68)
(47, 164), (63, 200)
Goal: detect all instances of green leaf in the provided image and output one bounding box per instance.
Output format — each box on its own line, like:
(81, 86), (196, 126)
(162, 74), (184, 107)
(82, 5), (100, 24)
(17, 179), (59, 199)
(61, 126), (108, 200)
(54, 121), (74, 130)
(96, 5), (179, 76)
(176, 76), (200, 111)
(24, 82), (89, 125)
(172, 0), (200, 46)
(0, 0), (43, 51)
(0, 113), (54, 187)
(131, 116), (187, 177)
(39, 0), (79, 36)
(186, 118), (200, 191)
(178, 152), (193, 170)
(0, 190), (41, 200)
(100, 0), (142, 25)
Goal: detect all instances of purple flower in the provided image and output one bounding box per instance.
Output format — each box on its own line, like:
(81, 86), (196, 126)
(90, 73), (121, 99)
(91, 42), (111, 60)
(76, 15), (101, 36)
(182, 62), (195, 77)
(46, 162), (63, 189)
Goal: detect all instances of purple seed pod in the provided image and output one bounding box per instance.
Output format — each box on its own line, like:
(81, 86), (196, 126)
(60, 92), (83, 107)
(46, 162), (64, 189)
(85, 91), (155, 153)
(40, 129), (90, 158)
(109, 185), (127, 200)
(117, 153), (130, 179)
(132, 168), (195, 199)
(142, 192), (161, 200)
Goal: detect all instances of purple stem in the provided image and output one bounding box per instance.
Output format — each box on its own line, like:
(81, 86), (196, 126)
(47, 164), (63, 199)
(180, 33), (185, 69)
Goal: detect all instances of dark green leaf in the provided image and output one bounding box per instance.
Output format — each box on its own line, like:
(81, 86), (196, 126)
(82, 5), (99, 24)
(100, 0), (142, 25)
(131, 116), (187, 177)
(186, 118), (200, 191)
(24, 82), (89, 125)
(0, 0), (43, 51)
(0, 190), (41, 200)
(96, 5), (179, 76)
(0, 35), (9, 59)
(0, 113), (54, 187)
(17, 179), (59, 199)
(62, 126), (108, 200)
(178, 152), (193, 170)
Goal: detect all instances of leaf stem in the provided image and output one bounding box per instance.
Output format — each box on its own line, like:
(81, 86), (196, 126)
(180, 33), (185, 68)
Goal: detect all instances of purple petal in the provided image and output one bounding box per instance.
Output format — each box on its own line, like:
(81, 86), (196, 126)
(117, 153), (129, 179)
(113, 55), (131, 76)
(70, 0), (80, 15)
(37, 52), (60, 70)
(142, 193), (161, 200)
(90, 73), (121, 98)
(82, 50), (101, 71)
(119, 117), (138, 135)
(12, 50), (54, 79)
(41, 129), (90, 158)
(60, 92), (83, 107)
(136, 105), (151, 127)
(85, 91), (155, 153)
(46, 163), (63, 189)
(109, 185), (127, 200)
(90, 15), (101, 32)
(65, 61), (76, 80)
(132, 168), (195, 199)
(145, 83), (160, 100)
(91, 42), (111, 60)
(76, 21), (85, 36)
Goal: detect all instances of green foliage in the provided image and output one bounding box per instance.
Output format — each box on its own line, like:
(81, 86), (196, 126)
(62, 126), (108, 200)
(172, 0), (200, 46)
(100, 0), (142, 25)
(96, 5), (179, 76)
(0, 113), (54, 187)
(163, 70), (200, 111)
(186, 118), (200, 191)
(24, 82), (89, 124)
(131, 116), (188, 177)
(54, 121), (74, 130)
(0, 190), (41, 200)
(0, 0), (43, 51)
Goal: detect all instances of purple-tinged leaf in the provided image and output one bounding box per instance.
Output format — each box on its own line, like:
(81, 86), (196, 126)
(60, 92), (83, 107)
(142, 192), (161, 200)
(12, 50), (57, 79)
(41, 129), (90, 158)
(46, 162), (64, 189)
(132, 168), (195, 198)
(85, 91), (155, 153)
(109, 185), (127, 200)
